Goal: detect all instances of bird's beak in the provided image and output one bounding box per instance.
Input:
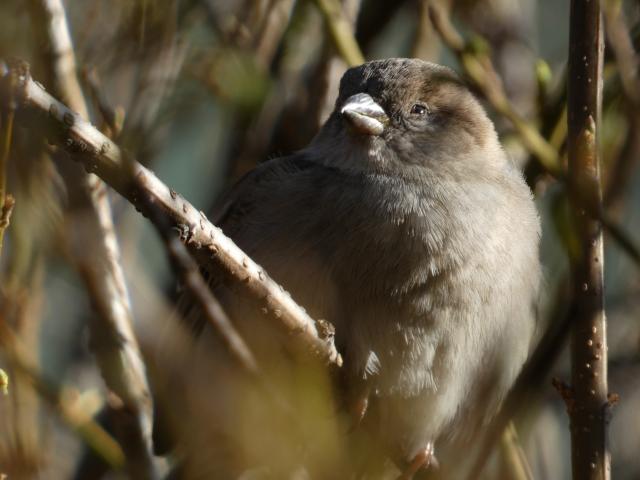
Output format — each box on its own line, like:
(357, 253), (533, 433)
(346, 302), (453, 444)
(340, 93), (388, 136)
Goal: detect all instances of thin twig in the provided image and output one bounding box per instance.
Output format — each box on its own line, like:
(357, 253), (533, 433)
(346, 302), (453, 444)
(316, 0), (363, 123)
(253, 0), (297, 68)
(0, 86), (15, 256)
(312, 0), (365, 67)
(0, 318), (125, 470)
(429, 4), (613, 478)
(0, 109), (12, 208)
(143, 191), (302, 438)
(499, 422), (534, 480)
(0, 60), (342, 368)
(143, 195), (259, 375)
(411, 0), (440, 60)
(602, 0), (640, 211)
(600, 212), (640, 263)
(427, 1), (560, 174)
(81, 67), (125, 138)
(602, 0), (640, 106)
(465, 275), (575, 479)
(427, 1), (640, 269)
(566, 1), (609, 478)
(25, 1), (156, 477)
(0, 193), (14, 257)
(0, 368), (8, 395)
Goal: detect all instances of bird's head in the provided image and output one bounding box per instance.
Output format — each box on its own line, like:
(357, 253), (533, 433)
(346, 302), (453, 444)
(308, 58), (504, 177)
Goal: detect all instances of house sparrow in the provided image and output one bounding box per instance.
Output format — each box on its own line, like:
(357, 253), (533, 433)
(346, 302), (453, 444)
(161, 58), (541, 479)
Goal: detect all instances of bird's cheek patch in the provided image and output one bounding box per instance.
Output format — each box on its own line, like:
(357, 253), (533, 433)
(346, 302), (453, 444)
(405, 117), (431, 132)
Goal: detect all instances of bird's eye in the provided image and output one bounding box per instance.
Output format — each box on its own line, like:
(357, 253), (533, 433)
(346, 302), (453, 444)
(410, 104), (428, 116)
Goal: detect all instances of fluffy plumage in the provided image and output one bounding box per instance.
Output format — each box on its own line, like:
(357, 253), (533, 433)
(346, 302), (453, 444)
(161, 58), (541, 478)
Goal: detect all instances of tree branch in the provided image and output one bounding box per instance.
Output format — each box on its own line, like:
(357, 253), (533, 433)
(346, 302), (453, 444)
(602, 0), (640, 212)
(312, 0), (365, 67)
(427, 1), (640, 269)
(0, 317), (125, 470)
(427, 1), (561, 174)
(25, 1), (156, 477)
(143, 195), (259, 375)
(0, 60), (342, 369)
(567, 1), (609, 478)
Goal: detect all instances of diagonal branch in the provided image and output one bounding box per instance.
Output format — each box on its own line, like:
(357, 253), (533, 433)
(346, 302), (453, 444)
(143, 194), (259, 375)
(427, 1), (560, 174)
(0, 60), (342, 369)
(427, 1), (640, 269)
(0, 317), (125, 470)
(312, 0), (365, 67)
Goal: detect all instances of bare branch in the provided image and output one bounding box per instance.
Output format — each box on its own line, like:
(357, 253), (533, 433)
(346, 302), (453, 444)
(0, 318), (125, 470)
(499, 422), (534, 480)
(428, 1), (640, 269)
(567, 1), (609, 478)
(25, 1), (156, 477)
(0, 368), (7, 396)
(602, 0), (640, 212)
(143, 194), (303, 438)
(427, 1), (561, 174)
(312, 0), (365, 67)
(0, 75), (15, 257)
(0, 193), (14, 256)
(411, 0), (441, 60)
(602, 0), (640, 107)
(466, 275), (574, 479)
(316, 0), (363, 124)
(143, 196), (259, 375)
(0, 61), (342, 368)
(253, 0), (297, 68)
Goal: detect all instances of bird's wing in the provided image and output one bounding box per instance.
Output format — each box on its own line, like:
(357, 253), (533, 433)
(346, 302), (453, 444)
(212, 154), (320, 233)
(154, 154), (322, 455)
(174, 154), (322, 336)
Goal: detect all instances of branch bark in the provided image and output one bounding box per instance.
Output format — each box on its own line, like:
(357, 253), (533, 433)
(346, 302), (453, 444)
(567, 1), (610, 479)
(427, 0), (640, 268)
(312, 0), (365, 67)
(26, 1), (156, 477)
(0, 70), (15, 256)
(602, 0), (640, 213)
(0, 318), (125, 470)
(0, 60), (342, 369)
(143, 195), (259, 375)
(428, 1), (560, 174)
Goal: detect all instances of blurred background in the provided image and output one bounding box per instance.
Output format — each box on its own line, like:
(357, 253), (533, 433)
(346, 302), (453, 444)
(0, 0), (639, 478)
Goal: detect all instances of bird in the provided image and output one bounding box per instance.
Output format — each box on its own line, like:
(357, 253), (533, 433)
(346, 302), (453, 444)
(157, 58), (541, 479)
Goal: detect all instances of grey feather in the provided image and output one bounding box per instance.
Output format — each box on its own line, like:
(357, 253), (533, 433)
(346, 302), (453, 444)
(166, 58), (541, 477)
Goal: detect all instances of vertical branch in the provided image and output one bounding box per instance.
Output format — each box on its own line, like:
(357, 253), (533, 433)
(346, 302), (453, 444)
(253, 0), (297, 68)
(0, 274), (47, 476)
(0, 64), (342, 367)
(0, 62), (15, 256)
(567, 1), (609, 479)
(411, 0), (441, 60)
(26, 1), (156, 478)
(602, 0), (640, 213)
(0, 107), (15, 256)
(315, 0), (363, 124)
